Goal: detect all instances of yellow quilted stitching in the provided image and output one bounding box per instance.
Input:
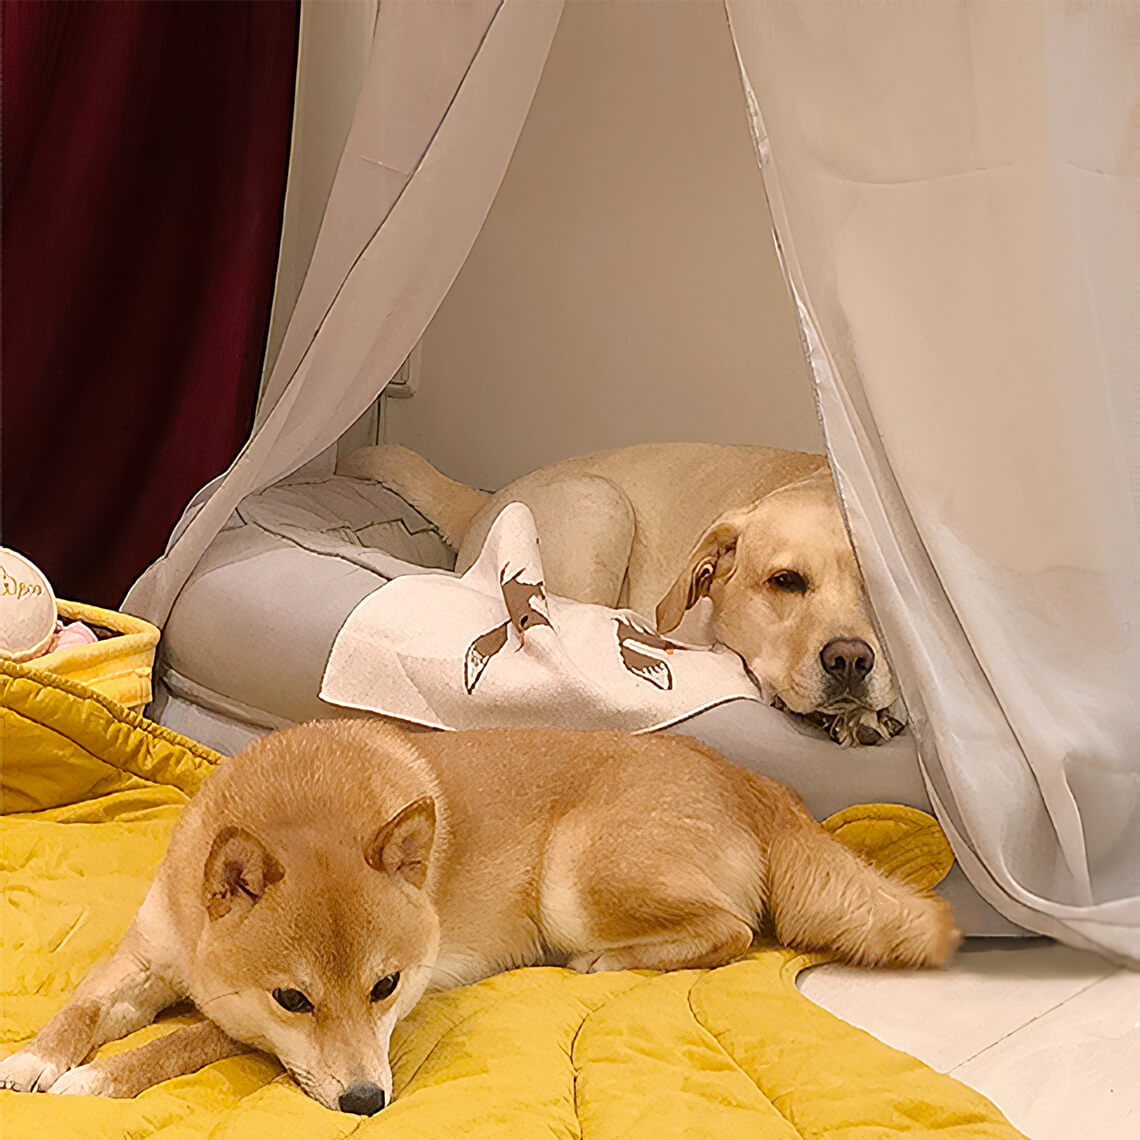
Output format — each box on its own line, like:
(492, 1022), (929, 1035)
(823, 803), (955, 890)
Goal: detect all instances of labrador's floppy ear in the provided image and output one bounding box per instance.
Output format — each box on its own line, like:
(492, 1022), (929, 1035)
(203, 827), (285, 921)
(365, 797), (436, 889)
(655, 517), (741, 633)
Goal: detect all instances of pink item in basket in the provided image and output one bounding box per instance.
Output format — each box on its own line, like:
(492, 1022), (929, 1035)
(48, 620), (99, 654)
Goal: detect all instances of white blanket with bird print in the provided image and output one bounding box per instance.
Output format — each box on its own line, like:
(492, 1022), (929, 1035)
(320, 502), (761, 732)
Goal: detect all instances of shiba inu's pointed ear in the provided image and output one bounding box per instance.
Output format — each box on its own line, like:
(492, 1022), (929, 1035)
(202, 827), (285, 920)
(365, 797), (436, 889)
(656, 515), (742, 633)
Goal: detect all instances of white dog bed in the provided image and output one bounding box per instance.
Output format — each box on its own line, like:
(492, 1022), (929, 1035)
(151, 470), (1024, 936)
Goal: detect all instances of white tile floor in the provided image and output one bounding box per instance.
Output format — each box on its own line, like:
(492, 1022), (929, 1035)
(797, 938), (1140, 1140)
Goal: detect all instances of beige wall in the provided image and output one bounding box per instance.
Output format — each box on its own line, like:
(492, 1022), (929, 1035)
(386, 0), (822, 490)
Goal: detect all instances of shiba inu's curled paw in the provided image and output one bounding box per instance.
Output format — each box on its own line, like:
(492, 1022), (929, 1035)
(0, 1048), (69, 1093)
(47, 1062), (115, 1098)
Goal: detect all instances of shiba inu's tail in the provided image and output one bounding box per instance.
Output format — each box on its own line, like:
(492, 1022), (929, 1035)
(766, 810), (960, 969)
(338, 444), (490, 549)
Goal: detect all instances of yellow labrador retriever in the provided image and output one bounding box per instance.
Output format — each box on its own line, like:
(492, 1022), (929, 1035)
(339, 443), (902, 744)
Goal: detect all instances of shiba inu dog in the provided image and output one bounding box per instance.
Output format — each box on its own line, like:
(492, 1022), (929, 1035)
(0, 720), (958, 1114)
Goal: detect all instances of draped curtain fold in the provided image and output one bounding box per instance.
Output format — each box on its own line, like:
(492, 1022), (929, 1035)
(726, 0), (1139, 961)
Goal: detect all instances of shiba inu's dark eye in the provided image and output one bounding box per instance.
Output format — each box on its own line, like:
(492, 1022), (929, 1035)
(273, 988), (314, 1014)
(768, 570), (808, 594)
(370, 973), (400, 1002)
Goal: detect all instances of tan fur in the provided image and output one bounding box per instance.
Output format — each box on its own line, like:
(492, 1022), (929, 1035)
(47, 1022), (245, 1099)
(338, 443), (897, 718)
(0, 720), (957, 1113)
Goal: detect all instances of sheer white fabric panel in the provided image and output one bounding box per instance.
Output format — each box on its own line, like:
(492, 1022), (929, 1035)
(727, 0), (1139, 960)
(259, 0), (379, 390)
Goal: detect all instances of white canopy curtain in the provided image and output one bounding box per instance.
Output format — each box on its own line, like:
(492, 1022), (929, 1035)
(727, 0), (1139, 962)
(124, 0), (564, 623)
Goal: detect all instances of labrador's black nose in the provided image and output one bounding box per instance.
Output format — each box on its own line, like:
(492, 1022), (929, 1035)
(820, 638), (874, 685)
(339, 1083), (386, 1115)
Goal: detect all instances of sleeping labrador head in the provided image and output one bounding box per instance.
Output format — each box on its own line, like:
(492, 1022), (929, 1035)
(656, 472), (899, 737)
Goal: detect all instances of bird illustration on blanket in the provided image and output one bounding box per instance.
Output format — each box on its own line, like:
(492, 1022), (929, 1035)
(463, 567), (552, 694)
(614, 616), (680, 691)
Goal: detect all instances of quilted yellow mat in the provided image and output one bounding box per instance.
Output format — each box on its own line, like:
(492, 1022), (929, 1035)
(0, 662), (1024, 1138)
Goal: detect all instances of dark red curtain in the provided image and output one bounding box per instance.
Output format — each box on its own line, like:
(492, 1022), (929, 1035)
(2, 0), (299, 607)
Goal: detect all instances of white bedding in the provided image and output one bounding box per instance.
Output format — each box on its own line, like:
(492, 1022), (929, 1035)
(321, 503), (761, 732)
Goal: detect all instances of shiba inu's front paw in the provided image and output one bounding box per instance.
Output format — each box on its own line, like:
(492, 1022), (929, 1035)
(47, 1062), (116, 1098)
(0, 1048), (69, 1093)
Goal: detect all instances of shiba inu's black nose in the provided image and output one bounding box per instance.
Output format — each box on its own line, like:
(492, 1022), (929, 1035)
(338, 1083), (386, 1115)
